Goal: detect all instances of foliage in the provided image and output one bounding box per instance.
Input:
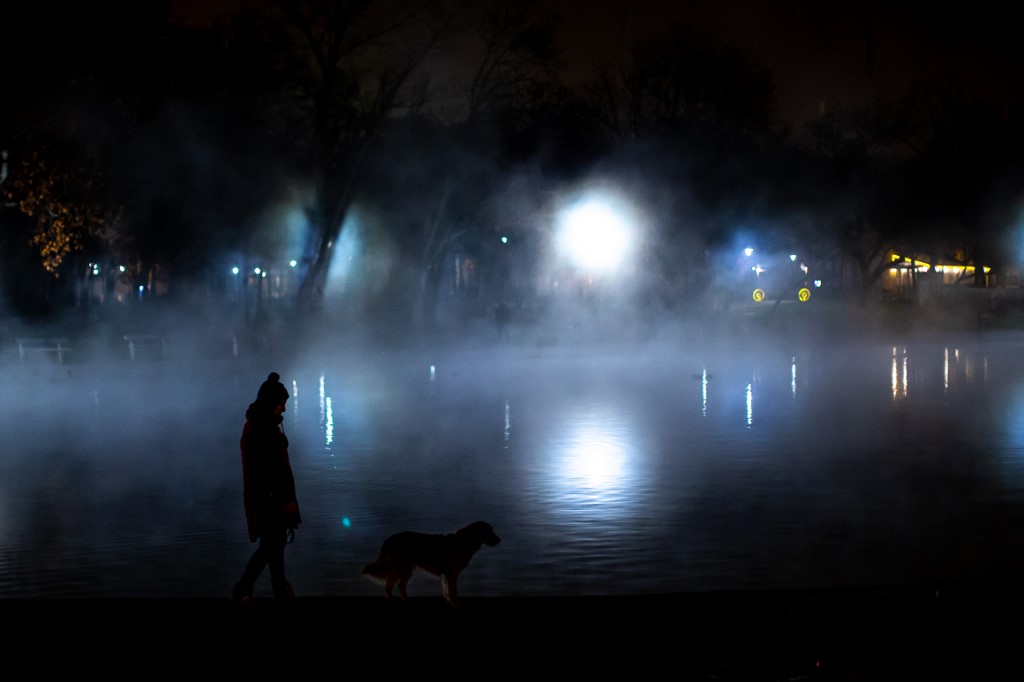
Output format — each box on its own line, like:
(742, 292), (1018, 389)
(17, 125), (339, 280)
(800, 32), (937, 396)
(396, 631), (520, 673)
(6, 145), (122, 276)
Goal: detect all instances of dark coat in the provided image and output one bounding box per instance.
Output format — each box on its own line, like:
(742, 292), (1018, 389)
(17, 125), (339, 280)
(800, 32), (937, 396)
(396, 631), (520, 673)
(241, 402), (301, 542)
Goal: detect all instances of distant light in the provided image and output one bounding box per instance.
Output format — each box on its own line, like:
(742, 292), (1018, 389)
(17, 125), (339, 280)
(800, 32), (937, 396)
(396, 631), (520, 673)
(289, 260), (297, 267)
(501, 236), (508, 244)
(231, 266), (239, 275)
(92, 266), (99, 275)
(744, 247), (754, 257)
(814, 279), (822, 288)
(557, 197), (635, 274)
(119, 265), (126, 273)
(429, 365), (436, 381)
(261, 271), (267, 278)
(253, 267), (261, 275)
(138, 285), (144, 293)
(342, 517), (351, 528)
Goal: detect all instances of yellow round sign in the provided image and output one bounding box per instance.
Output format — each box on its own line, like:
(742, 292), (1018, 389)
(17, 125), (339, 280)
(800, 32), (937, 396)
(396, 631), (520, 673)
(752, 288), (765, 303)
(798, 287), (811, 302)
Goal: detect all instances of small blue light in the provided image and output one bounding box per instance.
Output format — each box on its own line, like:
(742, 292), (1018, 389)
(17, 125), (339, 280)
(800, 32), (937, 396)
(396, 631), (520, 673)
(342, 517), (351, 528)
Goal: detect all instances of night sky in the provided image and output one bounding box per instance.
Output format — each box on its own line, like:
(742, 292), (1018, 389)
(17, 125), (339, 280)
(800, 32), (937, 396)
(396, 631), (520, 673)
(170, 0), (1024, 129)
(549, 0), (1024, 128)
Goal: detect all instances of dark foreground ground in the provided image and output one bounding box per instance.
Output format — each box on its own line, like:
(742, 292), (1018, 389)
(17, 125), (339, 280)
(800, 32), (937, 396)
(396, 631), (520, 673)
(6, 584), (1021, 680)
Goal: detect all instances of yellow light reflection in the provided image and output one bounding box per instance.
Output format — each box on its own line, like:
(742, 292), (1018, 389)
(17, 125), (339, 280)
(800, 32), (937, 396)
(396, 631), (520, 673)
(903, 352), (908, 397)
(891, 346), (908, 400)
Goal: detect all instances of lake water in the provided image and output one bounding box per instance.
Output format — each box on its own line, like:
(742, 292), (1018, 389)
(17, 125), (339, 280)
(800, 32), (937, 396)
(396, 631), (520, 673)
(3, 326), (1024, 600)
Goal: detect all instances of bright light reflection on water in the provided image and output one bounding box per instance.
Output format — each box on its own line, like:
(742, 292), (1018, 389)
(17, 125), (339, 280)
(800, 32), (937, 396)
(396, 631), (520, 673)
(3, 337), (1024, 599)
(544, 406), (640, 522)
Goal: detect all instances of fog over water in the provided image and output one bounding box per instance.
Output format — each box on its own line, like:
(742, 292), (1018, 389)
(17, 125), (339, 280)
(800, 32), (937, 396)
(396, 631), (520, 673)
(3, 306), (1024, 599)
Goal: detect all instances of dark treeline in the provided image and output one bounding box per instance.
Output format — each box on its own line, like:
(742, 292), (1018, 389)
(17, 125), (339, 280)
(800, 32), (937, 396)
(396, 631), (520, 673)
(3, 0), (1024, 337)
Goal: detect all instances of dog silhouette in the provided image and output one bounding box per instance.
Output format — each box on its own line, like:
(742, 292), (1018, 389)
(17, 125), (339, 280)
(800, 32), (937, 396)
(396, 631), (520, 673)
(361, 521), (501, 607)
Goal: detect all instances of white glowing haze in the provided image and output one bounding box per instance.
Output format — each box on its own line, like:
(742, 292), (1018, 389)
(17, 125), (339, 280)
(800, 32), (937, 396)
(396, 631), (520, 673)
(557, 198), (634, 274)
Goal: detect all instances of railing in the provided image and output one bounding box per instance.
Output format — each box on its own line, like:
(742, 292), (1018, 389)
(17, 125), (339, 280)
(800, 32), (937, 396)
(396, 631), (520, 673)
(122, 334), (167, 361)
(17, 338), (73, 363)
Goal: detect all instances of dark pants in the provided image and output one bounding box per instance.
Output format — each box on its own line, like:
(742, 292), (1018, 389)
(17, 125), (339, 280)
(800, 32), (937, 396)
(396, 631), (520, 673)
(236, 528), (290, 598)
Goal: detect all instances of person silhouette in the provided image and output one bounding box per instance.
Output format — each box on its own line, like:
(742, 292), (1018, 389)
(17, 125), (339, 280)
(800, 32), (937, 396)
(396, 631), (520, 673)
(232, 372), (301, 602)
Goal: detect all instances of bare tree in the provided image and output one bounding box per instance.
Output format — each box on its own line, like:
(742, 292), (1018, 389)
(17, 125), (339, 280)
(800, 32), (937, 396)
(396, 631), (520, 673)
(463, 0), (561, 123)
(257, 0), (464, 309)
(799, 101), (911, 302)
(582, 26), (775, 144)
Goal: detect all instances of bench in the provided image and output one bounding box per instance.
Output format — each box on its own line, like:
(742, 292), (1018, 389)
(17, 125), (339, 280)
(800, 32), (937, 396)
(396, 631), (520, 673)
(123, 334), (167, 361)
(17, 338), (73, 363)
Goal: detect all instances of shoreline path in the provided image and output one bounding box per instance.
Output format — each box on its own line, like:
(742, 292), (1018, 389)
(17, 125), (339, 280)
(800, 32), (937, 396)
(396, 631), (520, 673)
(8, 585), (1018, 678)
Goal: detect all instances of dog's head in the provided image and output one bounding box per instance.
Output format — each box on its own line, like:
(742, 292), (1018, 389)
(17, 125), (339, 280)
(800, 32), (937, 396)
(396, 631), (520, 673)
(461, 521), (501, 547)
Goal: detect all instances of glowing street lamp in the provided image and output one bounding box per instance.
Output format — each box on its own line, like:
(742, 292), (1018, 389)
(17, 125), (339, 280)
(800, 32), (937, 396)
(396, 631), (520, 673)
(556, 195), (636, 275)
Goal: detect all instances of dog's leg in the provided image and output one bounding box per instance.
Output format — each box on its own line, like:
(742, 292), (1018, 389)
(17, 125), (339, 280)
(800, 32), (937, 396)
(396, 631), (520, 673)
(443, 573), (460, 608)
(398, 573), (412, 602)
(385, 579), (395, 605)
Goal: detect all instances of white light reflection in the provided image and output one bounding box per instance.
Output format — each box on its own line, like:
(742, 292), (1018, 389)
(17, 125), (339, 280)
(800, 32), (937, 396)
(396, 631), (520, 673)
(546, 407), (641, 522)
(791, 357), (797, 397)
(560, 424), (627, 491)
(503, 400), (511, 446)
(325, 396), (334, 447)
(944, 347), (950, 391)
(290, 380), (299, 424)
(701, 367), (708, 417)
(746, 383), (753, 427)
(430, 365), (436, 381)
(319, 373), (326, 423)
(318, 373), (331, 448)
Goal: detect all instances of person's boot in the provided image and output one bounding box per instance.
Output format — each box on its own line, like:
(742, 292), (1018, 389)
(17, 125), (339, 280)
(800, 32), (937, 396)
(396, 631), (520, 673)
(273, 584), (295, 602)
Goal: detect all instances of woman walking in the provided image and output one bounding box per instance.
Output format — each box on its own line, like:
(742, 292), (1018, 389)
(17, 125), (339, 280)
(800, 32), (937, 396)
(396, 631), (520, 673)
(232, 372), (301, 602)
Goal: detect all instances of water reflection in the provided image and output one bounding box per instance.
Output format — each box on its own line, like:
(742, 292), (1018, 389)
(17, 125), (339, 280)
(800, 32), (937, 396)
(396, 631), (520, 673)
(541, 403), (644, 524)
(892, 346), (908, 400)
(5, 337), (1024, 599)
(701, 366), (709, 417)
(503, 400), (511, 447)
(746, 382), (753, 427)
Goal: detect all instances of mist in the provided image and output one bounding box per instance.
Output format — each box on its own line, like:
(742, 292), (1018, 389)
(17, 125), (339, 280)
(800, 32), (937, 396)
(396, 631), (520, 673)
(4, 0), (1024, 600)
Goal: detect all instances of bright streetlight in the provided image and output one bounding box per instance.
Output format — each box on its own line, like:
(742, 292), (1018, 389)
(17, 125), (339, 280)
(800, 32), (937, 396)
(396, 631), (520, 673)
(556, 195), (636, 275)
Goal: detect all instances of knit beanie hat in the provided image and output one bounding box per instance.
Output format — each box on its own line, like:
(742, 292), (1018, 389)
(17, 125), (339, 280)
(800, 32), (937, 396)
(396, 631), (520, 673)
(256, 372), (289, 406)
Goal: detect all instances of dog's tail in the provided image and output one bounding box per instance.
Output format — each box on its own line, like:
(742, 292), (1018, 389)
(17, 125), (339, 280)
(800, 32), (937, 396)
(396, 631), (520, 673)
(361, 561), (388, 584)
